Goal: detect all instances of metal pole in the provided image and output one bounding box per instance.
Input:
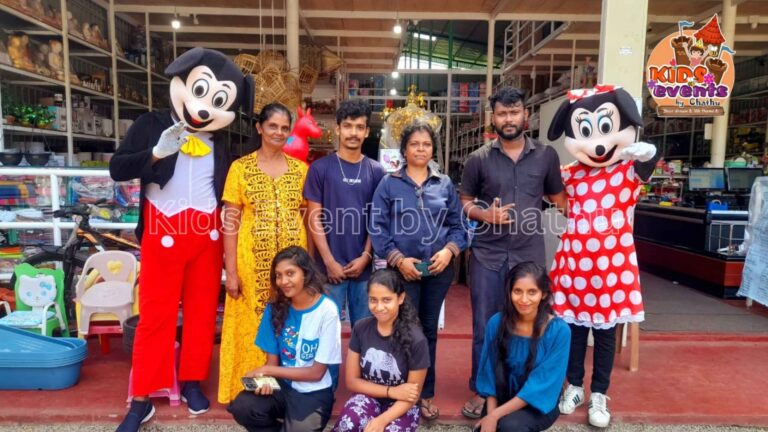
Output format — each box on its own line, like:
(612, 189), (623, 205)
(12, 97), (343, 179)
(145, 12), (153, 112)
(570, 39), (576, 88)
(286, 0), (300, 75)
(485, 18), (494, 128)
(60, 0), (74, 166)
(108, 0), (119, 149)
(445, 71), (452, 176)
(448, 21), (454, 69)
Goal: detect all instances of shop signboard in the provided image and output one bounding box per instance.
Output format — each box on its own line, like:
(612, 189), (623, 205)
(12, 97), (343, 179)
(646, 14), (735, 117)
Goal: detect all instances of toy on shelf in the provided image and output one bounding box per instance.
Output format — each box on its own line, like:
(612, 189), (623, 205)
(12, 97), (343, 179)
(47, 39), (64, 81)
(0, 40), (11, 66)
(67, 12), (83, 39)
(32, 43), (52, 77)
(8, 33), (36, 72)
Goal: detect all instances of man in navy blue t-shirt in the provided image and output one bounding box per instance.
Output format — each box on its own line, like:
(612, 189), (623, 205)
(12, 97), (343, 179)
(304, 100), (386, 327)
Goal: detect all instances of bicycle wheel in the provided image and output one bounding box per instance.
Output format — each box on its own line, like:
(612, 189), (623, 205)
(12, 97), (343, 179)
(9, 251), (87, 331)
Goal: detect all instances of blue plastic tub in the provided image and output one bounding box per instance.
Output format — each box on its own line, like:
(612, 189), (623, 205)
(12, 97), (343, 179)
(0, 325), (88, 390)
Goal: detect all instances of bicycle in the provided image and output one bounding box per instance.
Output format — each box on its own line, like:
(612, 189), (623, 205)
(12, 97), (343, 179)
(9, 198), (140, 326)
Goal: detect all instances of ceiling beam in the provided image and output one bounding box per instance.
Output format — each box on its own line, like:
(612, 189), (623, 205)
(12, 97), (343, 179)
(344, 59), (396, 65)
(538, 48), (599, 55)
(490, 0), (513, 19)
(174, 42), (397, 53)
(301, 10), (489, 20)
(495, 13), (601, 22)
(557, 33), (600, 41)
(148, 25), (400, 39)
(115, 5), (286, 16)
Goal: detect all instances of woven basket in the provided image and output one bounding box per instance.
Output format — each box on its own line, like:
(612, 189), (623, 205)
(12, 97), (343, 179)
(299, 64), (319, 94)
(300, 45), (323, 71)
(279, 72), (302, 111)
(255, 50), (289, 73)
(320, 49), (343, 74)
(234, 53), (258, 75)
(253, 65), (287, 114)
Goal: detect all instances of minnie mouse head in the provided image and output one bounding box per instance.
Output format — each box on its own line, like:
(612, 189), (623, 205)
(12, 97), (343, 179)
(165, 48), (254, 132)
(548, 85), (643, 168)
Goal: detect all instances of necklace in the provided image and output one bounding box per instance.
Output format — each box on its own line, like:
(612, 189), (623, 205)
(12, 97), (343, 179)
(337, 153), (363, 185)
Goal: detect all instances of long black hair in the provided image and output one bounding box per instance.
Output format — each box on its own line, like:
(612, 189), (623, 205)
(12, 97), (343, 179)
(250, 102), (292, 150)
(494, 262), (553, 404)
(269, 246), (326, 336)
(367, 269), (420, 361)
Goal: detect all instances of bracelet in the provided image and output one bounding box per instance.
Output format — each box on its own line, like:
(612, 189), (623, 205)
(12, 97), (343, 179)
(386, 386), (390, 398)
(363, 251), (373, 260)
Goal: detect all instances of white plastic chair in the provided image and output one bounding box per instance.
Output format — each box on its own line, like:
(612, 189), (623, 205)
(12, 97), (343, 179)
(74, 250), (137, 336)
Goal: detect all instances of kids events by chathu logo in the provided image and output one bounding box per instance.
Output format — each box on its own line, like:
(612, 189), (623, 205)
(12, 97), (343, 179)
(646, 14), (735, 117)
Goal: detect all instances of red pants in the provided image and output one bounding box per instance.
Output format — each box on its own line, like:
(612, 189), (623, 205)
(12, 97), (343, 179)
(131, 201), (223, 396)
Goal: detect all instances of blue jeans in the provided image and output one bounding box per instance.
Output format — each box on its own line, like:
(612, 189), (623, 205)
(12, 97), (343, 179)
(403, 265), (454, 399)
(326, 279), (371, 328)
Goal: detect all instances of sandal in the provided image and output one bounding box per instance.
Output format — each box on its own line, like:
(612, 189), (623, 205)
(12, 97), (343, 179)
(419, 398), (440, 421)
(461, 395), (486, 419)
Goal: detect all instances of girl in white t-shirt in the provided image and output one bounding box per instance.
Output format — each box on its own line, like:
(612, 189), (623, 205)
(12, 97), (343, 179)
(228, 246), (342, 432)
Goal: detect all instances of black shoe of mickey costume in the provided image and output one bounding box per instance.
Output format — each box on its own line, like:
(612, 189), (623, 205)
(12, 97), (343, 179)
(115, 399), (155, 432)
(181, 381), (210, 415)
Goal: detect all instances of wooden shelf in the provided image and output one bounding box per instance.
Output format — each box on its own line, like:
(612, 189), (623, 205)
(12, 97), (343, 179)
(0, 5), (63, 36)
(70, 84), (113, 100)
(728, 121), (767, 129)
(0, 64), (64, 87)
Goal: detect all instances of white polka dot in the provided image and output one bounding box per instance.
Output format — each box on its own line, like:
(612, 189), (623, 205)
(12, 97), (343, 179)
(619, 188), (632, 203)
(629, 290), (643, 305)
(568, 257), (576, 271)
(572, 240), (583, 253)
(627, 205), (635, 224)
(564, 239), (571, 252)
(161, 235), (174, 248)
(611, 211), (626, 230)
(592, 179), (607, 193)
(563, 309), (576, 318)
(579, 258), (594, 272)
(599, 293), (611, 308)
(572, 201), (581, 214)
(560, 275), (572, 288)
(609, 310), (618, 322)
(554, 291), (567, 305)
(567, 220), (576, 234)
(607, 273), (618, 287)
(551, 259), (558, 271)
(621, 270), (635, 285)
(587, 238), (601, 252)
(209, 229), (220, 241)
(620, 308), (632, 317)
(577, 219), (591, 234)
(601, 194), (616, 209)
(604, 235), (617, 250)
(574, 170), (587, 179)
(629, 252), (638, 266)
(569, 294), (581, 307)
(589, 168), (602, 177)
(592, 275), (604, 289)
(612, 252), (626, 267)
(574, 277), (587, 290)
(559, 256), (566, 269)
(593, 312), (606, 323)
(566, 185), (575, 196)
(610, 172), (625, 187)
(578, 311), (592, 322)
(593, 216), (609, 232)
(613, 290), (626, 303)
(584, 293), (597, 307)
(563, 171), (572, 182)
(556, 241), (563, 252)
(628, 166), (636, 180)
(633, 187), (641, 200)
(576, 182), (589, 196)
(583, 199), (597, 213)
(620, 233), (634, 247)
(597, 256), (610, 271)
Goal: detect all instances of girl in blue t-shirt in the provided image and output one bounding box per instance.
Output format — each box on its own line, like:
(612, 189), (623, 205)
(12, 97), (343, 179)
(475, 262), (571, 432)
(228, 246), (342, 432)
(333, 269), (430, 432)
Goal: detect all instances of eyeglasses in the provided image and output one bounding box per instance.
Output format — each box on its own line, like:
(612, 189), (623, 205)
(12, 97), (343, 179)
(414, 187), (424, 209)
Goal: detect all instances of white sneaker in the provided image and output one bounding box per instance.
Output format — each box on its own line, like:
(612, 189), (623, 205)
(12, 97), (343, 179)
(558, 384), (585, 415)
(588, 392), (611, 428)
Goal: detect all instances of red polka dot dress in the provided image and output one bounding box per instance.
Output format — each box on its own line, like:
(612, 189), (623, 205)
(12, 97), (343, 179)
(550, 160), (645, 329)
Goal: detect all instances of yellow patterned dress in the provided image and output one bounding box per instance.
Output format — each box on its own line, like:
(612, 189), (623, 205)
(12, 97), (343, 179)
(217, 152), (308, 404)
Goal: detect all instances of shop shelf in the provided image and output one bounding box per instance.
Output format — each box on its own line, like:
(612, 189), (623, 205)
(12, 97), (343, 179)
(0, 4), (63, 36)
(71, 133), (117, 143)
(118, 98), (149, 110)
(116, 56), (148, 74)
(0, 64), (65, 87)
(728, 122), (767, 129)
(2, 125), (67, 138)
(67, 35), (112, 58)
(70, 84), (114, 100)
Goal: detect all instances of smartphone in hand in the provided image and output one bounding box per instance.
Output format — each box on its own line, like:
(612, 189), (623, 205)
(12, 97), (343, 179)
(241, 376), (281, 392)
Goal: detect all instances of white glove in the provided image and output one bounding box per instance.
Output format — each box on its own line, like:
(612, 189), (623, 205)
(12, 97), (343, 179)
(619, 141), (656, 162)
(152, 121), (187, 159)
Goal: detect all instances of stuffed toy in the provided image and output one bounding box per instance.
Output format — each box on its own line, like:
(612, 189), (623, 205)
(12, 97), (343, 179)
(109, 48), (253, 432)
(284, 106), (321, 163)
(547, 84), (659, 428)
(8, 33), (35, 72)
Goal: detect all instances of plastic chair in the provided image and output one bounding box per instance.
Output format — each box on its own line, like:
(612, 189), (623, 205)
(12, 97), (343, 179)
(127, 341), (181, 407)
(0, 263), (69, 337)
(74, 251), (137, 337)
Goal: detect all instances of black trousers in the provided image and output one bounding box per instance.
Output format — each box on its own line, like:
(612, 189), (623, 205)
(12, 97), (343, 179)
(496, 406), (560, 432)
(403, 265), (454, 399)
(566, 324), (617, 394)
(227, 383), (334, 432)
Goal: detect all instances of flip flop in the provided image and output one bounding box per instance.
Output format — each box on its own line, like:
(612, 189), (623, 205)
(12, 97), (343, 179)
(419, 398), (440, 421)
(461, 396), (485, 419)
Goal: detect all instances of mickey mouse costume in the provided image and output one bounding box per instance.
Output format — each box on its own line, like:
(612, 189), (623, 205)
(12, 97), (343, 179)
(110, 48), (253, 432)
(547, 85), (659, 428)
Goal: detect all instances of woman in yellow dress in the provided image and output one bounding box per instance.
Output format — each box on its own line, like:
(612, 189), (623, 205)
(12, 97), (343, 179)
(218, 103), (308, 404)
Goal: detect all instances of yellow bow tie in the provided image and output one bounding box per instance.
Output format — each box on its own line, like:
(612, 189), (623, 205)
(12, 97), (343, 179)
(179, 135), (211, 157)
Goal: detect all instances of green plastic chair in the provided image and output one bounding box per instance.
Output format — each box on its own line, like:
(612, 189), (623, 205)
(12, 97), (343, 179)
(0, 263), (69, 337)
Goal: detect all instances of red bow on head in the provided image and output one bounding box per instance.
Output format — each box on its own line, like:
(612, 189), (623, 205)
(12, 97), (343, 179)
(566, 84), (619, 102)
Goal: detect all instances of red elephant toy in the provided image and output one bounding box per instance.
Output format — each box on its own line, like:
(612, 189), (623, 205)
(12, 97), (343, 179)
(284, 107), (322, 163)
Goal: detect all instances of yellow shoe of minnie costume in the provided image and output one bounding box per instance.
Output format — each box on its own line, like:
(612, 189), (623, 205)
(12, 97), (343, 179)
(547, 85), (659, 428)
(110, 48), (253, 432)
